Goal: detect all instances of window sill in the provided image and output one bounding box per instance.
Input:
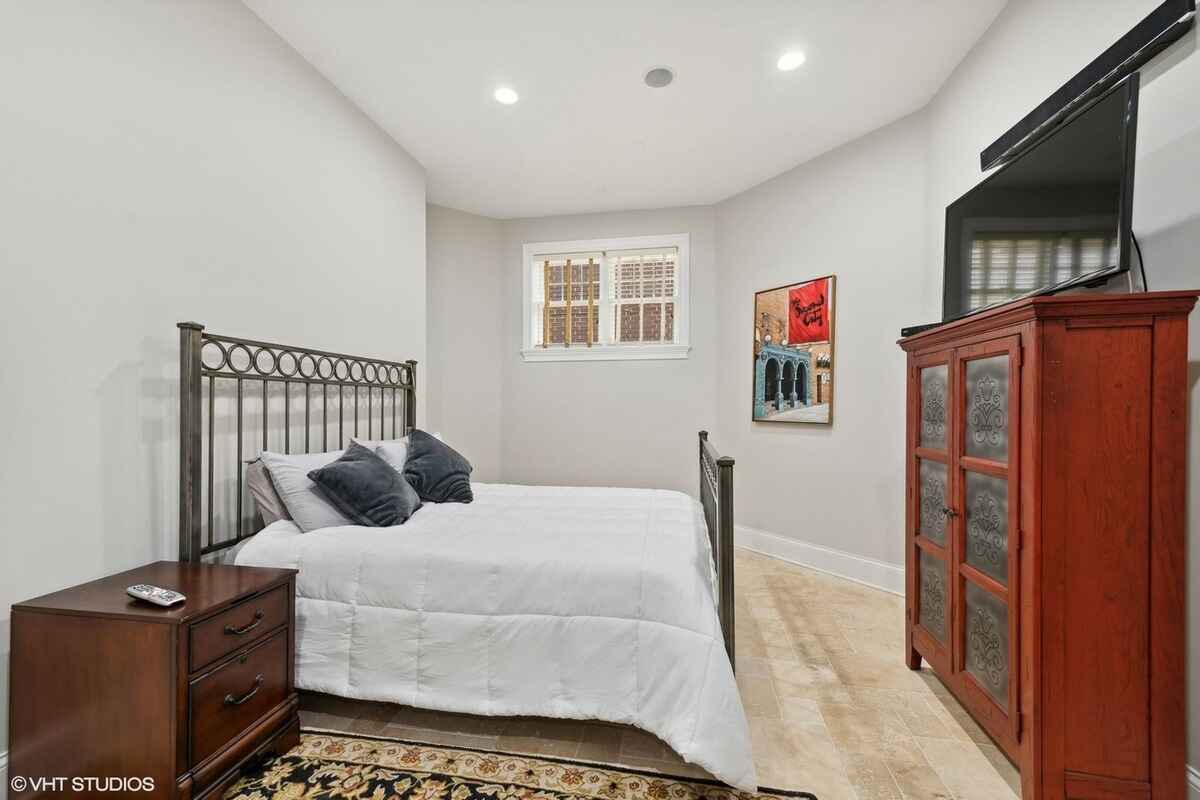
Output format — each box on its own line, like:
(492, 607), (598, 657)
(521, 344), (690, 362)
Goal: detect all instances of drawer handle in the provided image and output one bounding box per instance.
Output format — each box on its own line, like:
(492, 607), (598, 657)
(941, 506), (959, 518)
(224, 674), (264, 707)
(224, 610), (264, 636)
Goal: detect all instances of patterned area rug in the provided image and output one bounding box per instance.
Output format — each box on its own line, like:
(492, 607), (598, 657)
(226, 731), (816, 800)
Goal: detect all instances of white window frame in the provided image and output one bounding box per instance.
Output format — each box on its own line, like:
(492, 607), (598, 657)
(521, 233), (690, 362)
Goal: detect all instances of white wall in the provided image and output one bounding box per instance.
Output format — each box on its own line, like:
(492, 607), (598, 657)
(499, 207), (718, 495)
(713, 112), (930, 568)
(0, 0), (427, 760)
(426, 204), (504, 480)
(923, 0), (1200, 779)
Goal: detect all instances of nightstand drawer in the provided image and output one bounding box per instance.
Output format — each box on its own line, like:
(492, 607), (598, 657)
(190, 629), (288, 766)
(190, 583), (289, 672)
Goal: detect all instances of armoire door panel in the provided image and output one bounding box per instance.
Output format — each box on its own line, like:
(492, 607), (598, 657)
(964, 581), (1010, 707)
(917, 459), (949, 546)
(908, 350), (954, 674)
(964, 470), (1009, 585)
(952, 336), (1021, 742)
(919, 363), (949, 450)
(917, 548), (949, 646)
(964, 354), (1010, 462)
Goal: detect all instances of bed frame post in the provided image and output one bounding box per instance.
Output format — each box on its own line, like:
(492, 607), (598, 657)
(178, 321), (204, 563)
(716, 452), (735, 664)
(698, 431), (736, 668)
(405, 359), (418, 433)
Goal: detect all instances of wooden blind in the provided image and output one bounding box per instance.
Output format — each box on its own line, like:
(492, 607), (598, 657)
(535, 254), (600, 347)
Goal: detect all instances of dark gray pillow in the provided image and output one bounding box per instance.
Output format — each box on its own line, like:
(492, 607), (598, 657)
(307, 442), (422, 527)
(403, 429), (473, 503)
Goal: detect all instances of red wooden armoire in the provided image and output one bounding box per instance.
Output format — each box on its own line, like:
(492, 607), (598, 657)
(898, 291), (1197, 800)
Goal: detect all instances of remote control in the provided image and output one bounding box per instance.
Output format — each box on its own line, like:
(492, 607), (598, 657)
(126, 584), (187, 607)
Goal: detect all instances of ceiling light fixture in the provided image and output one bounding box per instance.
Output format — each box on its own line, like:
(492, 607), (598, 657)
(644, 67), (674, 88)
(776, 51), (806, 72)
(494, 87), (519, 105)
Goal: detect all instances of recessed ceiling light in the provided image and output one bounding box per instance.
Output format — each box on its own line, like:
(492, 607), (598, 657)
(644, 67), (674, 88)
(494, 87), (519, 105)
(777, 51), (806, 72)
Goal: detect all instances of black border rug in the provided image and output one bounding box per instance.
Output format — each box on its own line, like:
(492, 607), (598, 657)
(226, 730), (817, 800)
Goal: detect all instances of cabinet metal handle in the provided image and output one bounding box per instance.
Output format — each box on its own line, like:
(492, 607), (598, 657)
(941, 506), (959, 518)
(224, 610), (264, 636)
(224, 674), (264, 706)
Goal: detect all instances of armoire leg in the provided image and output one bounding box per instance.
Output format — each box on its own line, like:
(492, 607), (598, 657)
(906, 646), (922, 671)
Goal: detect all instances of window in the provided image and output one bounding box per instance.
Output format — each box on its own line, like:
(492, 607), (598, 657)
(967, 232), (1116, 311)
(522, 234), (689, 361)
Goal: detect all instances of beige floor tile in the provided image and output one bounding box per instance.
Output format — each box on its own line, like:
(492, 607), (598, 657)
(778, 696), (824, 726)
(497, 717), (584, 758)
(923, 692), (993, 745)
(769, 659), (854, 705)
(750, 716), (859, 799)
(893, 703), (958, 740)
(840, 751), (905, 800)
(919, 698), (975, 744)
(885, 757), (955, 800)
(762, 641), (801, 662)
(390, 706), (506, 737)
(978, 744), (1022, 796)
(300, 691), (367, 720)
(736, 655), (772, 677)
(786, 632), (837, 662)
(915, 736), (1019, 800)
(827, 650), (929, 692)
(619, 727), (675, 761)
(575, 724), (623, 763)
(298, 708), (345, 730)
(736, 671), (782, 718)
(812, 630), (858, 655)
(735, 630), (769, 659)
(348, 701), (400, 735)
(820, 701), (926, 765)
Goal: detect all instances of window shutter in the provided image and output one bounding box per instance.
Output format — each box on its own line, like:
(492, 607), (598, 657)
(608, 248), (678, 344)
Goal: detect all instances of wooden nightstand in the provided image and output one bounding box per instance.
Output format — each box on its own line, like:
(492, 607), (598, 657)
(8, 561), (299, 799)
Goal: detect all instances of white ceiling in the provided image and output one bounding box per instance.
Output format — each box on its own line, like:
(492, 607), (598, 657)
(245, 1), (1007, 219)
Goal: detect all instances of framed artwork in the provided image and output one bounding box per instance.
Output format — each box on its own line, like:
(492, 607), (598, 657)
(752, 275), (835, 424)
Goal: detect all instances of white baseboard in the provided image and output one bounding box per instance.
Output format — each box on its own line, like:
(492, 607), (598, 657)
(1187, 763), (1200, 800)
(735, 524), (905, 596)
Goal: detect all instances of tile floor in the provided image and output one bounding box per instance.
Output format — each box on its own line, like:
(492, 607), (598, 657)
(297, 549), (1021, 800)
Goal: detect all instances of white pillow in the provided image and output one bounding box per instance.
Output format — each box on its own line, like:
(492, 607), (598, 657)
(260, 450), (353, 532)
(351, 432), (441, 474)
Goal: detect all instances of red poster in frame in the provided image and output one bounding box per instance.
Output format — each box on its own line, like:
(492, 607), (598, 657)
(752, 275), (835, 424)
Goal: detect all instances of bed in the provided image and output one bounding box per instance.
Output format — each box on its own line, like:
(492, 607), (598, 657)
(176, 323), (750, 789)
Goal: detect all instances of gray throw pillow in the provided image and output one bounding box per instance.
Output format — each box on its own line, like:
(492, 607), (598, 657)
(403, 429), (473, 503)
(308, 442), (422, 527)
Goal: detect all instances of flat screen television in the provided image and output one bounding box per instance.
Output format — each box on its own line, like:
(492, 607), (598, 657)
(942, 73), (1140, 322)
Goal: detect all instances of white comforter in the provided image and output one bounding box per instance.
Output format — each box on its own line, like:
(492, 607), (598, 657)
(235, 483), (756, 789)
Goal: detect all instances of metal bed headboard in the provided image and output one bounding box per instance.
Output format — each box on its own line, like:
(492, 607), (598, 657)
(178, 322), (417, 562)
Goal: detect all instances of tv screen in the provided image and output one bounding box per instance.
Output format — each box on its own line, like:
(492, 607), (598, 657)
(942, 74), (1139, 322)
